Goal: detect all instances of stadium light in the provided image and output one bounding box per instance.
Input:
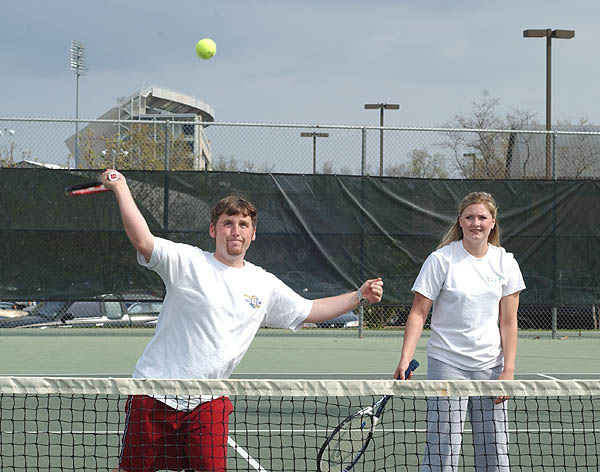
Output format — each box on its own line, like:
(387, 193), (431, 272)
(300, 132), (329, 174)
(70, 40), (87, 168)
(364, 103), (399, 176)
(523, 29), (574, 178)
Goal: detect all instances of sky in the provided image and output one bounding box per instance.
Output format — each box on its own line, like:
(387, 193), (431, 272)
(1, 0), (599, 129)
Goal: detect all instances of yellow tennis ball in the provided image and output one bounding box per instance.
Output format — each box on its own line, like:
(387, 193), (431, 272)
(195, 38), (216, 59)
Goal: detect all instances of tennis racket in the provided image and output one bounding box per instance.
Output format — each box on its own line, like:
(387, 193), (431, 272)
(65, 171), (119, 196)
(317, 359), (419, 472)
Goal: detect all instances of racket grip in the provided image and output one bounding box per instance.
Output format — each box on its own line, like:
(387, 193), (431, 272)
(106, 171), (119, 182)
(400, 359), (419, 380)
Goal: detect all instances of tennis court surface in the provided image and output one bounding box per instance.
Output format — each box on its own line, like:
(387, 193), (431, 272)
(1, 376), (599, 471)
(0, 331), (598, 471)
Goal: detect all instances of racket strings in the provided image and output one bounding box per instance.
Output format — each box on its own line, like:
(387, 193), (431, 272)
(319, 413), (374, 471)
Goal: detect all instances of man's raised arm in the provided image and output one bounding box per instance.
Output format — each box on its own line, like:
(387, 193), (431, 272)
(101, 169), (154, 262)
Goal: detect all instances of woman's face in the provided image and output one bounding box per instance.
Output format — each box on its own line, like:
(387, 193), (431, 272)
(459, 202), (496, 245)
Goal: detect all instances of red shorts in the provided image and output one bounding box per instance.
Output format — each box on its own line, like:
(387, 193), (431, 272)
(119, 395), (234, 472)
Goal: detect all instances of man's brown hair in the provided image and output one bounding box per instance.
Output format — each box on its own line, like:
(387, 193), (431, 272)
(210, 196), (258, 227)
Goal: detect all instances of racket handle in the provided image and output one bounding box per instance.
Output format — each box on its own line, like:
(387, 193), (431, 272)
(106, 171), (119, 182)
(400, 359), (419, 380)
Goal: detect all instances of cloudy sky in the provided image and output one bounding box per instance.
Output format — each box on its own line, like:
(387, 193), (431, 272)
(1, 0), (598, 129)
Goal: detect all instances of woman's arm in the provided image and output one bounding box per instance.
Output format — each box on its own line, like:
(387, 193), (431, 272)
(498, 291), (520, 380)
(394, 292), (432, 379)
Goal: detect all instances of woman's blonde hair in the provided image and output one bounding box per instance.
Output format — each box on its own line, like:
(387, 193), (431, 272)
(437, 192), (500, 249)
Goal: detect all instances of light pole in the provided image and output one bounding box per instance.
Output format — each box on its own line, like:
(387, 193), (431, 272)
(300, 132), (329, 174)
(0, 128), (16, 162)
(70, 40), (87, 168)
(523, 29), (574, 178)
(463, 153), (476, 178)
(364, 103), (399, 176)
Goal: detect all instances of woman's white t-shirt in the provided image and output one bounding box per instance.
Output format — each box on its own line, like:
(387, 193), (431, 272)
(412, 240), (525, 370)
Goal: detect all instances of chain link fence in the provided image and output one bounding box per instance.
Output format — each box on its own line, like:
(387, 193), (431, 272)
(2, 303), (597, 339)
(3, 117), (600, 178)
(1, 117), (600, 337)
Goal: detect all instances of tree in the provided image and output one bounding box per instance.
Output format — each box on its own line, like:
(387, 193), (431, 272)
(0, 143), (15, 167)
(554, 118), (599, 179)
(0, 143), (32, 167)
(440, 97), (538, 179)
(79, 123), (204, 170)
(320, 160), (335, 175)
(387, 149), (448, 178)
(212, 155), (240, 171)
(212, 155), (276, 172)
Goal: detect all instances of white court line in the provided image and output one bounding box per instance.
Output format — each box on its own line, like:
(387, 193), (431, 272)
(227, 436), (270, 472)
(536, 373), (559, 380)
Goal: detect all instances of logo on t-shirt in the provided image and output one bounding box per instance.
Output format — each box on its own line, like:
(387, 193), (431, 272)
(244, 294), (261, 309)
(486, 276), (502, 285)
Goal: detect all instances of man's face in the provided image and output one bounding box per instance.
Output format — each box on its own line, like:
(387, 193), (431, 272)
(209, 212), (256, 266)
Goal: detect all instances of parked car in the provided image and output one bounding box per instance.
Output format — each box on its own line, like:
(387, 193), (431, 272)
(0, 301), (27, 319)
(305, 311), (359, 329)
(1, 300), (129, 328)
(126, 301), (163, 315)
(123, 301), (162, 326)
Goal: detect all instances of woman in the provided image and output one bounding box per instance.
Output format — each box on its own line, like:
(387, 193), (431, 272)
(394, 192), (525, 471)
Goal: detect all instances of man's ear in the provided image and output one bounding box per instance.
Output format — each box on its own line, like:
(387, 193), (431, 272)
(209, 223), (216, 239)
(251, 227), (256, 241)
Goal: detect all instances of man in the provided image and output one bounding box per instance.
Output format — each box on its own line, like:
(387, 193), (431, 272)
(102, 170), (383, 472)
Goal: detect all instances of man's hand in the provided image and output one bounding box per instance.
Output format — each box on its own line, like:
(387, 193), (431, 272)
(359, 277), (383, 304)
(101, 169), (125, 191)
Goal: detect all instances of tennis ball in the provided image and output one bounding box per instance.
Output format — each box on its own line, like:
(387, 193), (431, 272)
(195, 38), (216, 59)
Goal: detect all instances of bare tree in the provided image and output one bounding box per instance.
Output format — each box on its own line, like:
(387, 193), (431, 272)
(554, 118), (599, 178)
(387, 149), (448, 178)
(441, 97), (538, 179)
(320, 161), (335, 174)
(212, 155), (240, 171)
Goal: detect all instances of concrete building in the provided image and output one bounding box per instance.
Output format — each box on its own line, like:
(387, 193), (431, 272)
(65, 85), (215, 169)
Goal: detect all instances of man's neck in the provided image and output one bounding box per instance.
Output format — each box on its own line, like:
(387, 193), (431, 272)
(213, 251), (245, 268)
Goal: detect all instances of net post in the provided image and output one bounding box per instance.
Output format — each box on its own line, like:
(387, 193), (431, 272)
(358, 305), (364, 338)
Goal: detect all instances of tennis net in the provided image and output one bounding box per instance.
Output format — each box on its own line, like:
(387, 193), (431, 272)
(0, 377), (598, 471)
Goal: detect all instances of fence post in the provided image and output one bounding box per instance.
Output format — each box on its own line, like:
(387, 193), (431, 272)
(361, 127), (367, 177)
(163, 121), (170, 232)
(551, 131), (557, 339)
(358, 127), (367, 338)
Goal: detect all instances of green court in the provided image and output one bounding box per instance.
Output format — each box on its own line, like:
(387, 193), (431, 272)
(0, 330), (598, 471)
(1, 329), (598, 379)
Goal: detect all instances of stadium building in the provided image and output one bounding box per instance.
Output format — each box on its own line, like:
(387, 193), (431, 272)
(65, 85), (215, 169)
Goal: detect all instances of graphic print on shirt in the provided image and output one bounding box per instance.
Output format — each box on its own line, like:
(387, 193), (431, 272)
(486, 276), (502, 285)
(244, 294), (261, 309)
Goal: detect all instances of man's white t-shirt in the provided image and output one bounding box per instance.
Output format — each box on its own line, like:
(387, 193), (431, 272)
(133, 237), (313, 408)
(412, 240), (525, 370)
